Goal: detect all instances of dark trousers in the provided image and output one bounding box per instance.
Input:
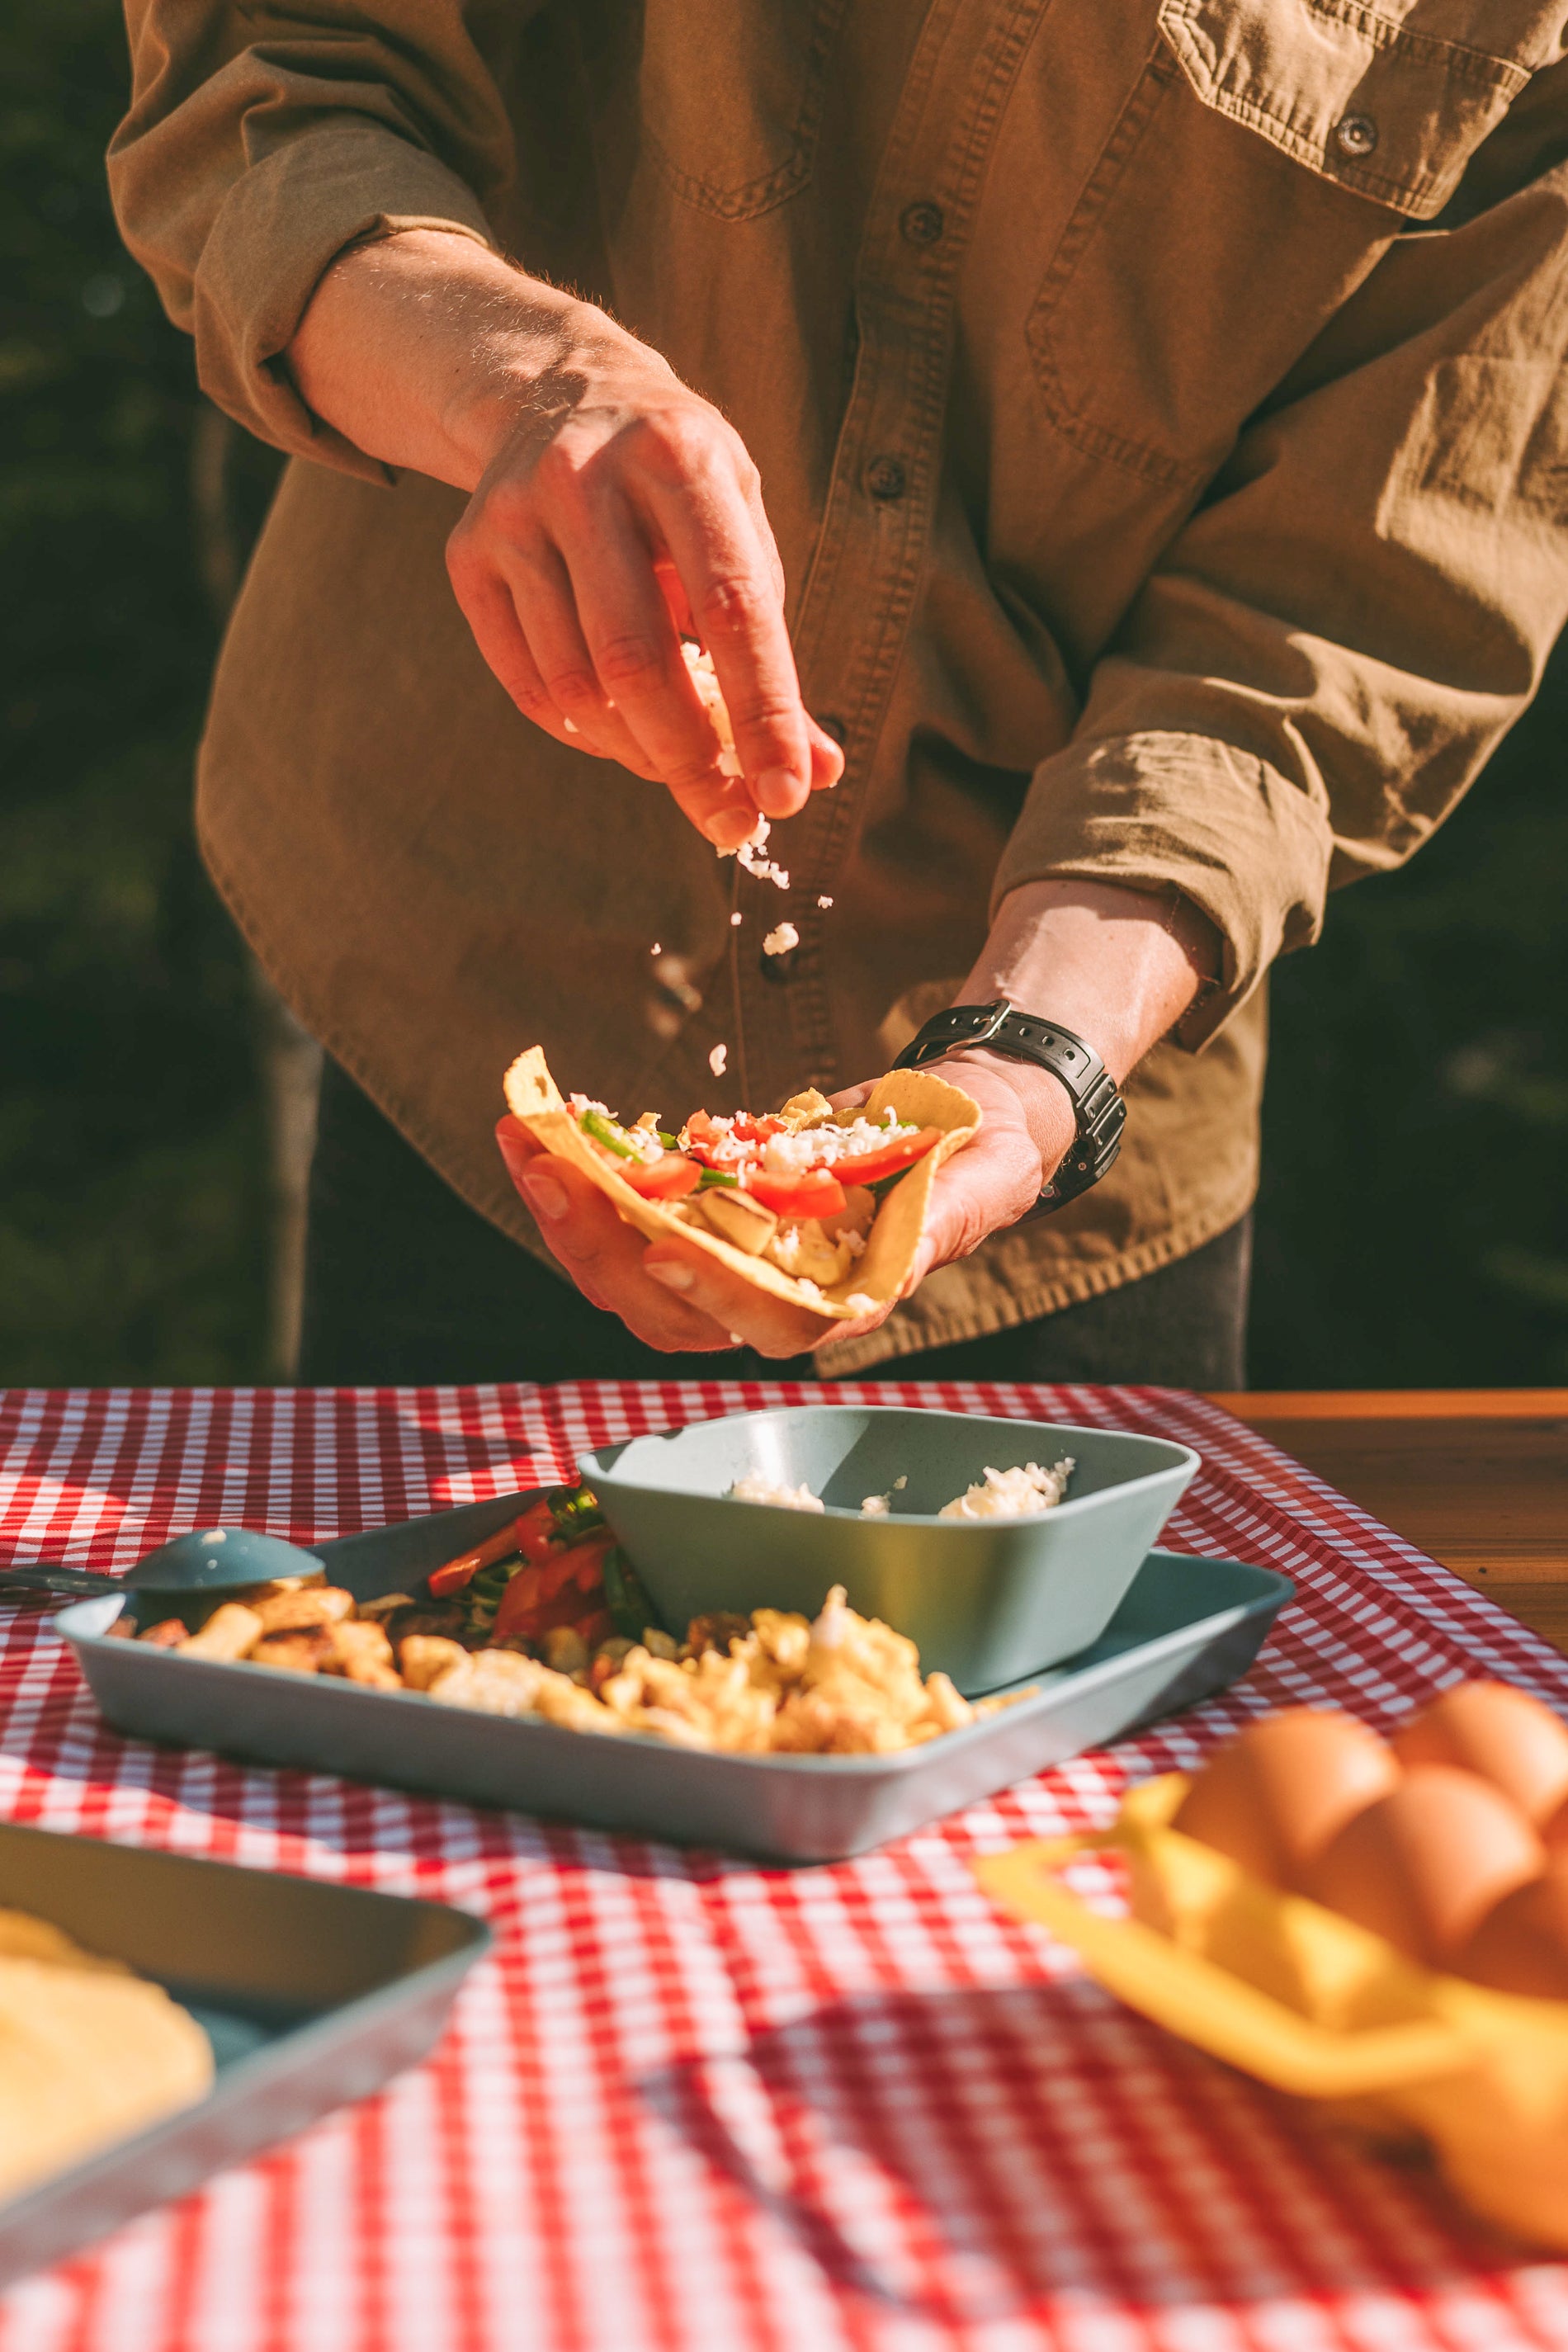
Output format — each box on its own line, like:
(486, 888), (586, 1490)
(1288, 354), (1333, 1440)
(298, 1059), (1250, 1388)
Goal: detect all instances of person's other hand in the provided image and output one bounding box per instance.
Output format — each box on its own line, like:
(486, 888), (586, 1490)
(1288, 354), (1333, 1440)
(444, 314), (843, 848)
(287, 230), (843, 848)
(493, 1055), (1070, 1359)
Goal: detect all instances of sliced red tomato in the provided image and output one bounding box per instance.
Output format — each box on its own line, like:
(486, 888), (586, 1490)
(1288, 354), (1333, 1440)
(747, 1166), (848, 1218)
(830, 1125), (942, 1187)
(492, 1535), (612, 1642)
(513, 1497), (562, 1567)
(730, 1113), (785, 1145)
(427, 1518), (526, 1596)
(622, 1151), (701, 1200)
(682, 1110), (725, 1157)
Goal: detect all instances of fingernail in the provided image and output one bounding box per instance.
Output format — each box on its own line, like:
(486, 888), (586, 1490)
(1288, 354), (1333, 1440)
(753, 766), (803, 816)
(522, 1172), (568, 1222)
(646, 1259), (695, 1292)
(706, 806), (758, 850)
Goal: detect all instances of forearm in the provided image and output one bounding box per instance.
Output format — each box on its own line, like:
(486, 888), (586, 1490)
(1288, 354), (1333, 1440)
(286, 228), (635, 489)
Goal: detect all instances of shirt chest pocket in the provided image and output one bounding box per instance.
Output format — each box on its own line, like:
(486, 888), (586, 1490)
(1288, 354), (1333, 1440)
(1026, 0), (1542, 489)
(635, 0), (849, 219)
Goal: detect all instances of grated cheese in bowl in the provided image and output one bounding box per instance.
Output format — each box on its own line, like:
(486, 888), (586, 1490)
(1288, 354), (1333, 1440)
(937, 1461), (1074, 1520)
(726, 1475), (826, 1513)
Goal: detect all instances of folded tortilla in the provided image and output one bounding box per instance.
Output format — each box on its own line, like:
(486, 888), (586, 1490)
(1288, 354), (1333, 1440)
(503, 1046), (981, 1322)
(0, 1909), (214, 2200)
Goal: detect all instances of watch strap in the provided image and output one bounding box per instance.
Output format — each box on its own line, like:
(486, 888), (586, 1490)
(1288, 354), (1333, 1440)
(890, 999), (1126, 1211)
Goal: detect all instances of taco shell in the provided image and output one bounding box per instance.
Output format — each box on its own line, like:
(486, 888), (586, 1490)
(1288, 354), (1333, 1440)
(503, 1046), (981, 1322)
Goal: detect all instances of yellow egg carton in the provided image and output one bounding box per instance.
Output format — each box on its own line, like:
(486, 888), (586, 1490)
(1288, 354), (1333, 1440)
(975, 1773), (1568, 2249)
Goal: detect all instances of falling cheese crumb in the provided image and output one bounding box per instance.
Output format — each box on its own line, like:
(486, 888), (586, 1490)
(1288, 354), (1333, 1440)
(763, 923), (800, 958)
(709, 1044), (728, 1077)
(817, 895), (834, 909)
(730, 912), (744, 927)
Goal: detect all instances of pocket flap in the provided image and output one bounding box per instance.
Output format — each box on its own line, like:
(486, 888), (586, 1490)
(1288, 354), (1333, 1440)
(1158, 0), (1533, 219)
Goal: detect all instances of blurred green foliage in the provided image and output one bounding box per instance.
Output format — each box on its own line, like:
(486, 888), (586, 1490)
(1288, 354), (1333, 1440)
(1, 2), (1564, 1387)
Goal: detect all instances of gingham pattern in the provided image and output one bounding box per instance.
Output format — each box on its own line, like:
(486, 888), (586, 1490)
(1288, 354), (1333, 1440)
(1, 1380), (1566, 2352)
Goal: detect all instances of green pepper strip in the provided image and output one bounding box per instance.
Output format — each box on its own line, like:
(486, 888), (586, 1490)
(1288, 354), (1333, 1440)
(602, 1546), (663, 1641)
(697, 1167), (740, 1189)
(548, 1485), (605, 1542)
(579, 1108), (640, 1159)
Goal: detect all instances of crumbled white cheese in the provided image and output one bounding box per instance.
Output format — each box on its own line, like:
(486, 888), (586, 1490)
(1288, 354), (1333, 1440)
(817, 895), (834, 909)
(844, 1292), (877, 1312)
(860, 1474), (907, 1516)
(729, 817), (791, 890)
(938, 1460), (1075, 1521)
(727, 1475), (824, 1513)
(758, 1112), (919, 1169)
(650, 942), (660, 955)
(730, 911), (744, 926)
(763, 922), (800, 957)
(709, 1044), (728, 1077)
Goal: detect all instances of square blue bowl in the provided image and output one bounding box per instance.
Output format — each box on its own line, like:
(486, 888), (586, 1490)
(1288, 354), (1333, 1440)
(580, 1405), (1199, 1693)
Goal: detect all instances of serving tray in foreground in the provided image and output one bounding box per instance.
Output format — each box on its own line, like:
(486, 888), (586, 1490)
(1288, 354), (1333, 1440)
(0, 1820), (489, 2288)
(52, 1491), (1292, 1866)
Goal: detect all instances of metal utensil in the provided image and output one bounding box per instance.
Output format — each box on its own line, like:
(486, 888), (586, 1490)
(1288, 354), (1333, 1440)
(0, 1526), (324, 1608)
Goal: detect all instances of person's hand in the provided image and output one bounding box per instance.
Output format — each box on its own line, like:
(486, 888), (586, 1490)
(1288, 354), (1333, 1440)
(493, 1055), (1073, 1359)
(446, 320), (844, 846)
(287, 230), (843, 847)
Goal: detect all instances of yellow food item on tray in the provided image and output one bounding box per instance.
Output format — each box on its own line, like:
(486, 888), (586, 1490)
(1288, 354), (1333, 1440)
(0, 1909), (213, 2200)
(137, 1569), (1028, 1756)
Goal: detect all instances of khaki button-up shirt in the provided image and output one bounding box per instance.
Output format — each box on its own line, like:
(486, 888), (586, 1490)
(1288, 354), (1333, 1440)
(111, 2), (1568, 1371)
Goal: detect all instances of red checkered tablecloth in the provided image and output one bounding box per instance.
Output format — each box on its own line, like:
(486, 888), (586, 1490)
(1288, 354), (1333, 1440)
(2, 1379), (1566, 2352)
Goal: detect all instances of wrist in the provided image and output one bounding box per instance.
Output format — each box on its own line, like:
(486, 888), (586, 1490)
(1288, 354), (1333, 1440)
(937, 1046), (1078, 1177)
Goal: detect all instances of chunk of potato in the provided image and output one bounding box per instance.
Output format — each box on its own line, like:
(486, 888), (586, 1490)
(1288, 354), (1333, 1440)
(180, 1603), (263, 1661)
(250, 1586), (357, 1634)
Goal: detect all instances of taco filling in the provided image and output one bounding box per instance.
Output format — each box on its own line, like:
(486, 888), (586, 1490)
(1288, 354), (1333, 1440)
(503, 1047), (981, 1321)
(568, 1093), (944, 1287)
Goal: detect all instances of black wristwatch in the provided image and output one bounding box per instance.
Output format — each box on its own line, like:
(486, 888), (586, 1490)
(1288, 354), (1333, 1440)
(891, 999), (1126, 1213)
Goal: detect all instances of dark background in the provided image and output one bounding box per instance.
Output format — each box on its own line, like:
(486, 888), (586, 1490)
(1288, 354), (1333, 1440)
(4, 8), (1566, 1390)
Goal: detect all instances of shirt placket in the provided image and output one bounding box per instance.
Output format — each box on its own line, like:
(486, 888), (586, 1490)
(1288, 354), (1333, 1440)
(731, 0), (1052, 1110)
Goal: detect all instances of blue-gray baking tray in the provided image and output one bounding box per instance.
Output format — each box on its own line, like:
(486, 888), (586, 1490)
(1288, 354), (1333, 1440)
(50, 1490), (1292, 1865)
(0, 1819), (489, 2288)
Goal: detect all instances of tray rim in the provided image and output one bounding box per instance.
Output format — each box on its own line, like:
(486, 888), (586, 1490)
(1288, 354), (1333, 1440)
(0, 1816), (491, 2241)
(582, 1405), (1199, 1528)
(50, 1499), (1292, 1786)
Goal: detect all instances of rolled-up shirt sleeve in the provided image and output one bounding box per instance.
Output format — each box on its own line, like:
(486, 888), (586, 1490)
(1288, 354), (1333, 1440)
(110, 4), (517, 478)
(992, 76), (1568, 1047)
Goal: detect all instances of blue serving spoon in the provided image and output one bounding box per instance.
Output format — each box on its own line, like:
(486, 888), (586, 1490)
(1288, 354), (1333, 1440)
(0, 1528), (324, 1607)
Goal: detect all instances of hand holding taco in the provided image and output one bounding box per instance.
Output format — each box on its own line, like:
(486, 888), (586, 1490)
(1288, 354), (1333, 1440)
(497, 1046), (1062, 1360)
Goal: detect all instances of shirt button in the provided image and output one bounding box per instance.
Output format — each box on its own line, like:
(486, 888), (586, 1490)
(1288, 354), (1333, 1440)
(817, 714), (847, 746)
(900, 200), (944, 247)
(1334, 113), (1378, 158)
(865, 455), (907, 503)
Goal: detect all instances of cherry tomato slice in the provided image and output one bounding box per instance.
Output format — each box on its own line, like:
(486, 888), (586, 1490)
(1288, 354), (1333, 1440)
(830, 1126), (942, 1187)
(622, 1151), (702, 1200)
(747, 1166), (849, 1218)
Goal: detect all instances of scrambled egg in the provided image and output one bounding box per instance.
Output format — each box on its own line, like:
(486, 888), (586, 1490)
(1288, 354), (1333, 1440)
(518, 1587), (1025, 1755)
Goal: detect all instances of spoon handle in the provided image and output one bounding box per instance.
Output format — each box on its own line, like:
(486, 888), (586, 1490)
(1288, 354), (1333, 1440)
(0, 1565), (124, 1602)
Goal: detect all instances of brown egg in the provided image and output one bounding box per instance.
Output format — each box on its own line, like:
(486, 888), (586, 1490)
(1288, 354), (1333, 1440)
(1302, 1764), (1545, 1965)
(1392, 1681), (1568, 1829)
(1451, 1858), (1568, 2000)
(1171, 1708), (1400, 1885)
